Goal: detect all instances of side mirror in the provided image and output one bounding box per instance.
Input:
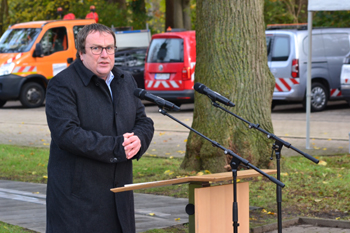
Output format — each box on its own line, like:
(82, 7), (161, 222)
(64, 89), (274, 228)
(33, 43), (43, 57)
(67, 58), (74, 64)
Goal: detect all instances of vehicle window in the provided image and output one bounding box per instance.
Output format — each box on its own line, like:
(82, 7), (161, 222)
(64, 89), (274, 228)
(266, 35), (272, 56)
(303, 34), (325, 57)
(40, 27), (67, 56)
(0, 28), (41, 53)
(73, 26), (85, 49)
(147, 38), (184, 63)
(271, 36), (290, 61)
(115, 53), (126, 66)
(126, 50), (146, 67)
(323, 33), (350, 57)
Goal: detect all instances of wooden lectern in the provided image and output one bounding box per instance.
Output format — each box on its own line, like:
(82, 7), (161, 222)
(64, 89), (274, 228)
(111, 169), (276, 233)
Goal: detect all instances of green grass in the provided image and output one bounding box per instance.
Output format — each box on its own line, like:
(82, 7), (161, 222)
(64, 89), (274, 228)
(0, 145), (48, 183)
(0, 221), (35, 233)
(1, 144), (350, 232)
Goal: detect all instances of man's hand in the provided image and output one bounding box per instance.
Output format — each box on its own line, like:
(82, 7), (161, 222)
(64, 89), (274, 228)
(122, 132), (141, 159)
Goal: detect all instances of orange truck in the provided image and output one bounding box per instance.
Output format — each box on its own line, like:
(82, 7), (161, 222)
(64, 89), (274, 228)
(0, 19), (96, 108)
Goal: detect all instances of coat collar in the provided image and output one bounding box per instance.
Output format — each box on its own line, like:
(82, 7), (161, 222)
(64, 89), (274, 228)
(73, 57), (125, 86)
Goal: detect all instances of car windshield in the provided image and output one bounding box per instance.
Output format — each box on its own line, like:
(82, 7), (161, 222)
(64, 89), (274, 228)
(147, 38), (184, 63)
(0, 28), (41, 53)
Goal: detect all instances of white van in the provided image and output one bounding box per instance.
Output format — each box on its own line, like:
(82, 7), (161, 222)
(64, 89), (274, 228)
(266, 25), (350, 111)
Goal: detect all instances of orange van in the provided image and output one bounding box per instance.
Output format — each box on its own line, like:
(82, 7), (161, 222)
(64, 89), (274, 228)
(0, 19), (95, 107)
(144, 30), (196, 106)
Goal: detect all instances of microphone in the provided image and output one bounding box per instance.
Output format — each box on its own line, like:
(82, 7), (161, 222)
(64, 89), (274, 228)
(134, 88), (180, 111)
(194, 83), (235, 107)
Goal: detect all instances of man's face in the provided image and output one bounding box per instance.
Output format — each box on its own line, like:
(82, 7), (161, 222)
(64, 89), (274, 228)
(80, 31), (115, 80)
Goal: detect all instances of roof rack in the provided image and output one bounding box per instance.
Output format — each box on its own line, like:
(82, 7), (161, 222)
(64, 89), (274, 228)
(266, 23), (307, 30)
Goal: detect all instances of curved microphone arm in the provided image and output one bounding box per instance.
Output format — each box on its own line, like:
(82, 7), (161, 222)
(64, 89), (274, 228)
(157, 108), (285, 188)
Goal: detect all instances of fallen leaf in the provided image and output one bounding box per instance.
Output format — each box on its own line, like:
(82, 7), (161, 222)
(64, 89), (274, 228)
(148, 213), (155, 216)
(322, 148), (327, 151)
(184, 139), (187, 142)
(314, 199), (322, 202)
(318, 160), (327, 166)
(175, 218), (181, 221)
(169, 156), (174, 159)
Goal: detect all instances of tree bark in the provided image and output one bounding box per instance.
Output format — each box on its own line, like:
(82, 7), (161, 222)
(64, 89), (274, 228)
(181, 0), (275, 173)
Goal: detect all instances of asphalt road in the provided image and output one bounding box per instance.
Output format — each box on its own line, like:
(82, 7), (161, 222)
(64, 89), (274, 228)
(0, 100), (349, 158)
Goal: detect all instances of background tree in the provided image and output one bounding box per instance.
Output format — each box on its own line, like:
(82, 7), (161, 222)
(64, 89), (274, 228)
(107, 0), (126, 9)
(181, 0), (275, 172)
(165, 0), (191, 30)
(0, 0), (9, 35)
(130, 0), (149, 29)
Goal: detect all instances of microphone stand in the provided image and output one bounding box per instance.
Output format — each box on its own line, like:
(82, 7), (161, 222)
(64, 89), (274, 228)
(157, 107), (285, 233)
(210, 101), (319, 233)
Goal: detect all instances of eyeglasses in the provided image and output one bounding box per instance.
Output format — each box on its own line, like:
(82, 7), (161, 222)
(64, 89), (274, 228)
(89, 46), (117, 55)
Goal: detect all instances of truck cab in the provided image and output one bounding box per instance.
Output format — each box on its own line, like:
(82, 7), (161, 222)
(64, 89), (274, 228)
(0, 19), (95, 107)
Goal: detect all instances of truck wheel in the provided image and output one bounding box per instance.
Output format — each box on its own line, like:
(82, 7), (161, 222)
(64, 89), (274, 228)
(310, 83), (328, 112)
(0, 100), (7, 108)
(20, 82), (45, 108)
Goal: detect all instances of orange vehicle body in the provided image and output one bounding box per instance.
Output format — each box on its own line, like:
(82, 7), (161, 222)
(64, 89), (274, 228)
(144, 30), (196, 106)
(0, 19), (95, 107)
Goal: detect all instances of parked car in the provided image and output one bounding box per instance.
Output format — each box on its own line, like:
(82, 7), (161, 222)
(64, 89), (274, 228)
(114, 47), (147, 89)
(266, 25), (350, 111)
(144, 30), (196, 107)
(340, 52), (350, 106)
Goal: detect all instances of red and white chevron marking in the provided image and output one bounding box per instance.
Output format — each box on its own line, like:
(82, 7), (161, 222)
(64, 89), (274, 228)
(3, 53), (22, 65)
(146, 80), (182, 89)
(330, 88), (342, 97)
(274, 78), (300, 92)
(12, 66), (37, 73)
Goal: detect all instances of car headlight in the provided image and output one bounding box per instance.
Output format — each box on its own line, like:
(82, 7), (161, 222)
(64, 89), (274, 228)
(0, 62), (15, 76)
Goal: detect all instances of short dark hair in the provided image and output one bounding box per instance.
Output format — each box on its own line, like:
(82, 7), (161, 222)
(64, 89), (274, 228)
(76, 23), (116, 58)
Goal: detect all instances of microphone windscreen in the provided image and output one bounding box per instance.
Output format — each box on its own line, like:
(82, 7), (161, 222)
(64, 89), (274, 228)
(134, 88), (145, 99)
(194, 83), (205, 94)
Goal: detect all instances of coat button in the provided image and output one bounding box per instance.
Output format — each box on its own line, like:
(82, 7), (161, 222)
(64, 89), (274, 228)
(110, 158), (118, 163)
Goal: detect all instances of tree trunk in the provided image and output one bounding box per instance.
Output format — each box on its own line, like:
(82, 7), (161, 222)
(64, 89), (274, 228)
(181, 0), (275, 173)
(182, 0), (191, 30)
(0, 0), (8, 36)
(166, 0), (191, 30)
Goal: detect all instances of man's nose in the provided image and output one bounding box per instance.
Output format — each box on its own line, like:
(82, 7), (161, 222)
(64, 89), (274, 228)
(100, 48), (109, 57)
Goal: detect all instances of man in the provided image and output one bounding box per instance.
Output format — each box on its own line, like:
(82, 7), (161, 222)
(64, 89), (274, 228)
(45, 23), (154, 232)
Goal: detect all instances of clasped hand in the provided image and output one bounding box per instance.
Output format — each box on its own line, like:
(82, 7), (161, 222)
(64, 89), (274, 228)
(122, 132), (141, 159)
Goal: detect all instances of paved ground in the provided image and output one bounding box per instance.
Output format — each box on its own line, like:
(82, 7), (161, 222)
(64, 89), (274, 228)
(0, 100), (350, 232)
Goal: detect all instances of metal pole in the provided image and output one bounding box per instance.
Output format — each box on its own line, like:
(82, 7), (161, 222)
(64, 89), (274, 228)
(306, 11), (313, 149)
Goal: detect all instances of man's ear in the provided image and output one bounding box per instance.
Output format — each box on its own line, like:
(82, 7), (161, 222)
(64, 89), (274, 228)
(79, 51), (83, 61)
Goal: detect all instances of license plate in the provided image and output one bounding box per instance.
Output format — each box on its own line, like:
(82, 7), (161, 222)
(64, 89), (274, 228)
(155, 73), (170, 80)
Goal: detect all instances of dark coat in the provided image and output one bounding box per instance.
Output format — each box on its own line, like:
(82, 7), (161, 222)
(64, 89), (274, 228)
(45, 58), (154, 233)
